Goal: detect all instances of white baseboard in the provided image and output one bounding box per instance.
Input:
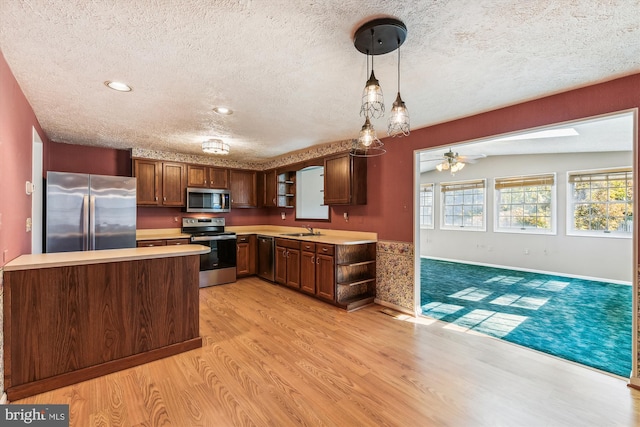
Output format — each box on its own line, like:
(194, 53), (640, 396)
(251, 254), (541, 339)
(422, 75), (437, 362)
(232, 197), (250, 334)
(374, 299), (416, 316)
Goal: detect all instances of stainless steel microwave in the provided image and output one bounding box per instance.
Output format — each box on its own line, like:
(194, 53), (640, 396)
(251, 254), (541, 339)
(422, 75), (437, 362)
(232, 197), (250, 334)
(185, 188), (231, 213)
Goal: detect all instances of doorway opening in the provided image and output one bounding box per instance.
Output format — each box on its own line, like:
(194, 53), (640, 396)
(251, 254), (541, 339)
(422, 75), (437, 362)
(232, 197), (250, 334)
(414, 110), (637, 377)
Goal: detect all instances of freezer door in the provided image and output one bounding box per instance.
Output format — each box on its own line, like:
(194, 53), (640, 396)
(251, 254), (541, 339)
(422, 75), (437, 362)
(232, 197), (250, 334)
(90, 174), (137, 250)
(46, 172), (90, 253)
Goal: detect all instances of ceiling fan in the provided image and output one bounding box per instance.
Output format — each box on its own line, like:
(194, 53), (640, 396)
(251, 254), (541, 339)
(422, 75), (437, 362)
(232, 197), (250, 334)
(422, 149), (486, 174)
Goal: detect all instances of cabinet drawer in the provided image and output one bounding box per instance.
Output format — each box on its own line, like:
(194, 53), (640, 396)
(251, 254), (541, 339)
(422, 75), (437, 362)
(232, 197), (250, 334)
(301, 242), (316, 252)
(166, 238), (190, 246)
(275, 238), (301, 249)
(137, 239), (167, 247)
(316, 243), (334, 255)
(237, 235), (251, 244)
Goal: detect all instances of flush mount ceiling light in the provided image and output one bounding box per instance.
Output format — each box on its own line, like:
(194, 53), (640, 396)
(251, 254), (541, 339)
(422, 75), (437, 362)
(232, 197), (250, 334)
(104, 80), (132, 92)
(213, 106), (233, 115)
(351, 18), (407, 157)
(202, 138), (230, 155)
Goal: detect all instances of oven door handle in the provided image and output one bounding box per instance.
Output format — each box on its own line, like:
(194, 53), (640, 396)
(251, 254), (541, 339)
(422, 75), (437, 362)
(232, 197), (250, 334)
(191, 235), (237, 242)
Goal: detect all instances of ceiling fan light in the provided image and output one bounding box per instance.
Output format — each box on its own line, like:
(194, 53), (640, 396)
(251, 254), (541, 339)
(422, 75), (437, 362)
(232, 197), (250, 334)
(202, 139), (229, 155)
(388, 92), (410, 137)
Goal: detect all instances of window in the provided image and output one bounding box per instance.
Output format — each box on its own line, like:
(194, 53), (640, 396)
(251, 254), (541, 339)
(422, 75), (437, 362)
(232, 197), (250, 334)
(441, 180), (485, 230)
(568, 168), (633, 236)
(495, 174), (555, 234)
(420, 183), (434, 228)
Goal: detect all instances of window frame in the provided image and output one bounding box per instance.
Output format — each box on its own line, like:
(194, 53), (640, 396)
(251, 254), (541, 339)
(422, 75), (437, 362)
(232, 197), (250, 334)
(439, 179), (486, 232)
(566, 167), (633, 239)
(493, 173), (557, 235)
(419, 183), (435, 229)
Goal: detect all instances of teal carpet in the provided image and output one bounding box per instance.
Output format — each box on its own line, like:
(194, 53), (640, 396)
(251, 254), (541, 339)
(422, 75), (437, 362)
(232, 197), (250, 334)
(420, 259), (632, 377)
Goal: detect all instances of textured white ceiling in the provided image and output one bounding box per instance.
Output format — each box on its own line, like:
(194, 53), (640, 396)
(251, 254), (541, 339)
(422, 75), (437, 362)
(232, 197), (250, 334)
(1, 1), (639, 163)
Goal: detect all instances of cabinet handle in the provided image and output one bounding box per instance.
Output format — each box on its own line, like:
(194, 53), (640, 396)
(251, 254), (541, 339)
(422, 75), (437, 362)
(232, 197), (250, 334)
(316, 257), (320, 264)
(155, 196), (158, 201)
(163, 196), (166, 201)
(311, 256), (315, 264)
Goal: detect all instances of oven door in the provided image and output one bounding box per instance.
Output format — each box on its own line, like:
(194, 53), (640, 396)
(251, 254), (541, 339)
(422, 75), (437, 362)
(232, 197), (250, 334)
(191, 235), (237, 287)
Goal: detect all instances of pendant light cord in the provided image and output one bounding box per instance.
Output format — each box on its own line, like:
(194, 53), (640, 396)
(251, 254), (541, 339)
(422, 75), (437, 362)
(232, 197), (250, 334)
(397, 38), (401, 93)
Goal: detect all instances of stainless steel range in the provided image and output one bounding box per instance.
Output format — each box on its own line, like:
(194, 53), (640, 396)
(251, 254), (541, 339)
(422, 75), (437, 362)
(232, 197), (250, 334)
(182, 217), (237, 287)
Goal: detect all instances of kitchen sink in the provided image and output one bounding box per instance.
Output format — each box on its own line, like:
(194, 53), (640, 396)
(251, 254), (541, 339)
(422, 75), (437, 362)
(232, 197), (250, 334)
(280, 232), (322, 237)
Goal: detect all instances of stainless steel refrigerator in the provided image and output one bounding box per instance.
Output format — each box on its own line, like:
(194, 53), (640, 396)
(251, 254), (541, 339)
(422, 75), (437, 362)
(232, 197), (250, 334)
(45, 171), (137, 253)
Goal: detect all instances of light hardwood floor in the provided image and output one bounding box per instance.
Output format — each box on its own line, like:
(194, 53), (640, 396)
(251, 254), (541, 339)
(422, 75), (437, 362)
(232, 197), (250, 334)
(13, 277), (640, 426)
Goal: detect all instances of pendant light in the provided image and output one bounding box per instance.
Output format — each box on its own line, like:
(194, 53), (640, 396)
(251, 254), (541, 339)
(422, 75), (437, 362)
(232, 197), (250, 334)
(352, 18), (407, 157)
(387, 38), (410, 137)
(351, 116), (386, 157)
(360, 29), (384, 119)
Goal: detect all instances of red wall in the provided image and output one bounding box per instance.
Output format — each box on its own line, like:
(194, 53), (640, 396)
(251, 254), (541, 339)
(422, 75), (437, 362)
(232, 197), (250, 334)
(369, 73), (640, 242)
(47, 141), (131, 176)
(0, 50), (50, 266)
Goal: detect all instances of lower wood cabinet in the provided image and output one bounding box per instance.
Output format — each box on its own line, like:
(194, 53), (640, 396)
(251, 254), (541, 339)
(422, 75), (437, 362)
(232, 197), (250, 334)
(275, 238), (376, 311)
(275, 238), (300, 289)
(236, 234), (256, 277)
(300, 242), (335, 301)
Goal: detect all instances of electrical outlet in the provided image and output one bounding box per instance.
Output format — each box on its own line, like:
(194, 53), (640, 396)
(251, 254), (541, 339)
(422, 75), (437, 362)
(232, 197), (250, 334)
(26, 217), (32, 232)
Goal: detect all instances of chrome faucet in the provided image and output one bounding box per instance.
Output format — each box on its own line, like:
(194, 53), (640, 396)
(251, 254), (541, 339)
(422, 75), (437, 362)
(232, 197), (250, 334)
(305, 225), (314, 234)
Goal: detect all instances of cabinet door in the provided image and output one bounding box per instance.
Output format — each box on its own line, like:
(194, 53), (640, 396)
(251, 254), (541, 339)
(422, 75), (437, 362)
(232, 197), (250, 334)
(134, 159), (161, 206)
(300, 251), (316, 294)
(230, 170), (257, 208)
(275, 246), (288, 285)
(237, 242), (250, 277)
(187, 165), (207, 188)
(316, 253), (335, 301)
(324, 154), (351, 205)
(263, 169), (277, 207)
(209, 168), (229, 189)
(162, 162), (186, 206)
(285, 248), (301, 289)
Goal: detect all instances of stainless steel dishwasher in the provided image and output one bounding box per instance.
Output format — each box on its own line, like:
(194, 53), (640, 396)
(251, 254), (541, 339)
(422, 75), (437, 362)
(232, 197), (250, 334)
(257, 235), (275, 282)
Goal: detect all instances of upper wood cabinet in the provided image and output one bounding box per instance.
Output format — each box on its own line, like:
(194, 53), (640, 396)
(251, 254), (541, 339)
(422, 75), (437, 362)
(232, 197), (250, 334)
(323, 153), (367, 205)
(229, 169), (258, 208)
(133, 159), (186, 207)
(187, 165), (229, 189)
(262, 169), (277, 207)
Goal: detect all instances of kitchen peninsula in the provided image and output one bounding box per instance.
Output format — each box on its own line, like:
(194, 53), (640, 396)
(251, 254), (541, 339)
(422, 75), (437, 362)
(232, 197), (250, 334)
(3, 244), (209, 400)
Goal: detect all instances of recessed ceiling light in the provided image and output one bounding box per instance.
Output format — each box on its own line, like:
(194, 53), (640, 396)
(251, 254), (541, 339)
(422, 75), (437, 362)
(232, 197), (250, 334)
(213, 106), (233, 115)
(104, 81), (132, 92)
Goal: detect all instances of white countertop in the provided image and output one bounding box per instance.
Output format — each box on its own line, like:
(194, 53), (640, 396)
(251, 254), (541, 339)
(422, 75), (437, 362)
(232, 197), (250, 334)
(227, 226), (377, 245)
(4, 244), (210, 271)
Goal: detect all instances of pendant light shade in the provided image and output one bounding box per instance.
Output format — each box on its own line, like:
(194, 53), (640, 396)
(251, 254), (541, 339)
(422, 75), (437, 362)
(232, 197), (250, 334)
(202, 138), (229, 155)
(387, 40), (410, 137)
(351, 117), (386, 157)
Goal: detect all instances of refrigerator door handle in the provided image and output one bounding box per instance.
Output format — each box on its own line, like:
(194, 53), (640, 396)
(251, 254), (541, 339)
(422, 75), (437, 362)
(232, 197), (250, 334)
(89, 195), (96, 250)
(82, 195), (90, 251)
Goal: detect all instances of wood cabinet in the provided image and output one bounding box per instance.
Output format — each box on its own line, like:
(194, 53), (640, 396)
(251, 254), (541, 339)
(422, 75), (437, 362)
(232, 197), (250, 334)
(230, 169), (258, 208)
(300, 242), (335, 301)
(236, 234), (257, 277)
(323, 153), (367, 205)
(137, 238), (189, 247)
(277, 171), (296, 208)
(275, 238), (300, 289)
(187, 165), (229, 189)
(262, 169), (277, 207)
(335, 243), (376, 311)
(133, 159), (186, 207)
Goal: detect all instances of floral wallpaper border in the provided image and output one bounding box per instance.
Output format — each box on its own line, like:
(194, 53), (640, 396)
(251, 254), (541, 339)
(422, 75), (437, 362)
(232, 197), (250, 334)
(131, 139), (353, 170)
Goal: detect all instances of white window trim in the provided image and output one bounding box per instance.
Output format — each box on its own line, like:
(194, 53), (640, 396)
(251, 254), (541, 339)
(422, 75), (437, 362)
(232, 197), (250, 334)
(420, 183), (435, 230)
(439, 179), (487, 232)
(566, 167), (633, 239)
(493, 173), (557, 236)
